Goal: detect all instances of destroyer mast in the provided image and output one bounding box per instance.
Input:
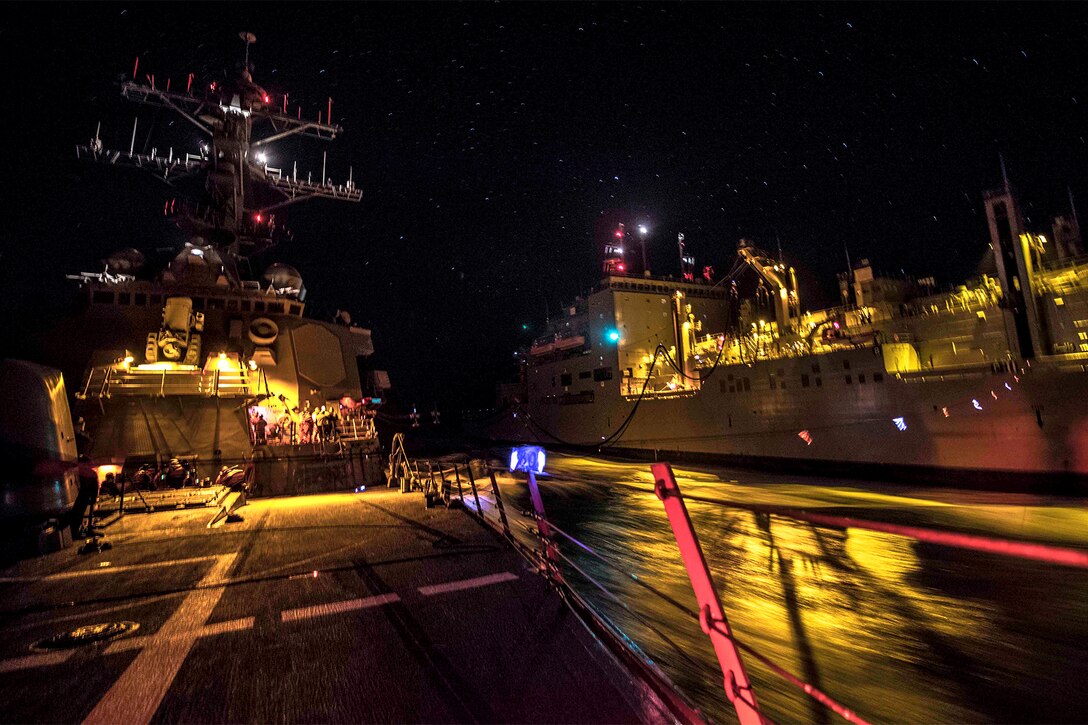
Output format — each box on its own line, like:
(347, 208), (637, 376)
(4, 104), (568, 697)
(76, 31), (361, 262)
(65, 32), (384, 496)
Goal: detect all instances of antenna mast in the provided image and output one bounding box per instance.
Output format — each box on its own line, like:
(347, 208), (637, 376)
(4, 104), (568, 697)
(75, 31), (363, 260)
(240, 30), (255, 70)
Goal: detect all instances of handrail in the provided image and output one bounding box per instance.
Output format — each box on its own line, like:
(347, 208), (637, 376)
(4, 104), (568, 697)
(651, 463), (763, 724)
(676, 492), (1088, 570)
(394, 453), (1088, 724)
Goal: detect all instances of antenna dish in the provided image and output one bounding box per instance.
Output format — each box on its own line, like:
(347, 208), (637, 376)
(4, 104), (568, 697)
(239, 31), (257, 44)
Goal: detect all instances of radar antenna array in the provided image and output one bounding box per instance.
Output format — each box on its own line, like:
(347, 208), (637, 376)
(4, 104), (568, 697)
(75, 33), (362, 259)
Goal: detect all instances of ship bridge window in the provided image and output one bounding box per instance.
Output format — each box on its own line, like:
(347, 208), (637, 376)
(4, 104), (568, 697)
(150, 294), (162, 306)
(859, 373), (866, 383)
(241, 300), (252, 312)
(593, 367), (613, 382)
(873, 372), (884, 383)
(845, 374), (853, 384)
(226, 299), (239, 311)
(192, 297), (205, 311)
(118, 292), (131, 305)
(207, 297), (225, 310)
(843, 360), (851, 370)
(769, 376), (776, 390)
(579, 371), (592, 380)
(135, 293), (146, 306)
(92, 290), (115, 304)
(254, 301), (266, 313)
(801, 373), (810, 388)
(561, 373), (573, 387)
(743, 377), (751, 392)
(267, 302), (284, 314)
(815, 376), (822, 387)
(812, 364), (821, 373)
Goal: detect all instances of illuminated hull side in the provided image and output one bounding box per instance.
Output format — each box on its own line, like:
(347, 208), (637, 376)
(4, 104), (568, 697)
(482, 244), (1088, 490)
(487, 348), (1088, 488)
(52, 280), (384, 494)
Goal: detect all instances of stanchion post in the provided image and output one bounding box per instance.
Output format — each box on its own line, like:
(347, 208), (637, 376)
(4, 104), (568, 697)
(452, 465), (466, 505)
(651, 462), (762, 725)
(465, 464), (483, 514)
(526, 469), (563, 583)
(439, 465), (451, 507)
(487, 467), (511, 536)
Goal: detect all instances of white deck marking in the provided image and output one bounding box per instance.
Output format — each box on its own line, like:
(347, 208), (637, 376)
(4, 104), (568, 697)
(0, 555), (217, 583)
(83, 553), (237, 725)
(418, 571), (519, 596)
(104, 617), (255, 654)
(0, 650), (75, 673)
(281, 593), (400, 622)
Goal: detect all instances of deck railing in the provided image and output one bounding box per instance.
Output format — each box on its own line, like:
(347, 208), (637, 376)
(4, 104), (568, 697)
(392, 451), (1088, 725)
(76, 365), (251, 399)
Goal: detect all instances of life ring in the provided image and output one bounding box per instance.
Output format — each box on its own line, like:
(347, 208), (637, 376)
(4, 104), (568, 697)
(248, 317), (279, 346)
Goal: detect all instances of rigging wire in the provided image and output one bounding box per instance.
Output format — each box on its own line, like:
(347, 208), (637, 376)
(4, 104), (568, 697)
(512, 345), (667, 448)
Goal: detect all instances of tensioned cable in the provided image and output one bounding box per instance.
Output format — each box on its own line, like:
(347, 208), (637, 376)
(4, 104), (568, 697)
(678, 492), (1088, 569)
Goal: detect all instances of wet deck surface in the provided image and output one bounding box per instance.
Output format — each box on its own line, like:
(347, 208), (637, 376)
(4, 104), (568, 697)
(0, 490), (672, 723)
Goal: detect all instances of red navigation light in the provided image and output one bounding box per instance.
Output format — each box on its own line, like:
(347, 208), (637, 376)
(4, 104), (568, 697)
(263, 94), (270, 104)
(254, 213), (263, 223)
(617, 264), (626, 272)
(615, 230), (623, 238)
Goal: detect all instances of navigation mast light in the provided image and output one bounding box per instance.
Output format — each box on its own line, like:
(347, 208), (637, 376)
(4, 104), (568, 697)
(638, 225), (650, 275)
(509, 446), (547, 474)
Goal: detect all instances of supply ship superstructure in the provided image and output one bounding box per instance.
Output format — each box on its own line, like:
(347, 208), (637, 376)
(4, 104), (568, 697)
(55, 34), (388, 494)
(486, 180), (1088, 487)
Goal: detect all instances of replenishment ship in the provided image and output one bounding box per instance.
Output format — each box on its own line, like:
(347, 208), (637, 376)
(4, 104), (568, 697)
(485, 178), (1088, 488)
(52, 34), (389, 495)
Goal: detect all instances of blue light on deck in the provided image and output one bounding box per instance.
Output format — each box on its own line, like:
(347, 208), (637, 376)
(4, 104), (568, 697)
(510, 445), (546, 474)
(606, 329), (621, 343)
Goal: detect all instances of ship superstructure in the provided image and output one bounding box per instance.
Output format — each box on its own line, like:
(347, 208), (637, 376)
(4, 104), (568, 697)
(61, 34), (388, 494)
(487, 180), (1088, 486)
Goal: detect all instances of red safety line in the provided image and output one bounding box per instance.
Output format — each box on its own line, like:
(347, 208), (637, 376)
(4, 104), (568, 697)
(681, 493), (1088, 569)
(721, 624), (873, 725)
(653, 463), (764, 725)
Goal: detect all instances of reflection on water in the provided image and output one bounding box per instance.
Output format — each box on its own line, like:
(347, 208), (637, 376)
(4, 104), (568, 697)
(490, 454), (1088, 723)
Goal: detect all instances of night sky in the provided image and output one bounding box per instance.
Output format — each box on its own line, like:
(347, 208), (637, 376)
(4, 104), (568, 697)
(4, 2), (1088, 414)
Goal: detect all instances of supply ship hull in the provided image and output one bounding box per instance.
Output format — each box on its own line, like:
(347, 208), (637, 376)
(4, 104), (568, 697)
(483, 184), (1088, 489)
(489, 346), (1088, 487)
